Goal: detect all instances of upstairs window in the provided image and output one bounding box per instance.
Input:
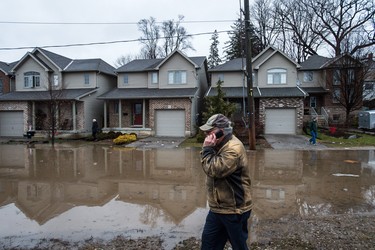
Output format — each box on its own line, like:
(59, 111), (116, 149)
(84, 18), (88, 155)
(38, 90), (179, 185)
(168, 70), (187, 84)
(123, 74), (129, 85)
(303, 72), (313, 82)
(218, 74), (224, 82)
(151, 72), (158, 84)
(24, 71), (40, 88)
(333, 70), (341, 85)
(84, 74), (90, 85)
(267, 68), (286, 85)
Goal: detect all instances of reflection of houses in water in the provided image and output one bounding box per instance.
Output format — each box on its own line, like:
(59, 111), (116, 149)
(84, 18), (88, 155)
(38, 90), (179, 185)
(0, 144), (206, 225)
(251, 150), (304, 219)
(300, 150), (375, 216)
(110, 148), (206, 224)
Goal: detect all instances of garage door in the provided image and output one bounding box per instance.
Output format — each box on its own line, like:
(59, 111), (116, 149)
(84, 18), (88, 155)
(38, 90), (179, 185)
(0, 111), (24, 137)
(265, 108), (296, 134)
(155, 110), (185, 137)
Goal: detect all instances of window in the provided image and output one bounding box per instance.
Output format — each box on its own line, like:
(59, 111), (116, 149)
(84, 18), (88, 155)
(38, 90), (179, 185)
(267, 68), (286, 84)
(53, 74), (58, 86)
(218, 74), (224, 82)
(24, 71), (40, 88)
(365, 83), (374, 90)
(123, 74), (129, 85)
(333, 70), (340, 85)
(332, 89), (340, 103)
(84, 74), (90, 85)
(168, 70), (187, 84)
(114, 102), (119, 114)
(151, 72), (158, 84)
(303, 72), (313, 82)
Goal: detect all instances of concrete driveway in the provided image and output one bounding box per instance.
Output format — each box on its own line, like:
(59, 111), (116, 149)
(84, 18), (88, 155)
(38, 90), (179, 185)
(264, 134), (327, 150)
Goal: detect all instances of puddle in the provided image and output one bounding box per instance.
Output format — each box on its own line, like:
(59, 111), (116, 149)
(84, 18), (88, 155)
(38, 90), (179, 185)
(0, 143), (375, 248)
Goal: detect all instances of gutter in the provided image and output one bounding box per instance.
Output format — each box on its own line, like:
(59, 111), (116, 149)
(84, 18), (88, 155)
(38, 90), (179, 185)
(297, 86), (308, 97)
(257, 86), (262, 96)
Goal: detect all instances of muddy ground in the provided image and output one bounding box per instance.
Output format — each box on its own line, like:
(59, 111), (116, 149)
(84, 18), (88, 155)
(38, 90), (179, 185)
(3, 213), (374, 250)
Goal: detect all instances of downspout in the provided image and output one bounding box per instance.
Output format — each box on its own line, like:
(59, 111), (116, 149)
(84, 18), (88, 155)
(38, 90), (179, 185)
(72, 101), (77, 131)
(103, 101), (107, 128)
(118, 99), (122, 128)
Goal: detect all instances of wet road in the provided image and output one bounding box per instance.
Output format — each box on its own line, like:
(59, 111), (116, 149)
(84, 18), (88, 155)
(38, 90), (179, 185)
(0, 142), (374, 249)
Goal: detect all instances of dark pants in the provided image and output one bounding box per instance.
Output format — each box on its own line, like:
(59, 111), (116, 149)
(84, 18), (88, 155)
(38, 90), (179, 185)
(309, 131), (317, 144)
(201, 210), (251, 250)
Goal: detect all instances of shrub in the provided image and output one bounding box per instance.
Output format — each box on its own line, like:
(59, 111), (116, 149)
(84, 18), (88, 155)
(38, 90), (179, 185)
(113, 133), (137, 145)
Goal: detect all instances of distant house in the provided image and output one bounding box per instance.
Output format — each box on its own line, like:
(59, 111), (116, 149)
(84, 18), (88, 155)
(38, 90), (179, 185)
(0, 48), (116, 137)
(0, 60), (17, 95)
(299, 54), (364, 125)
(98, 49), (209, 137)
(207, 46), (306, 135)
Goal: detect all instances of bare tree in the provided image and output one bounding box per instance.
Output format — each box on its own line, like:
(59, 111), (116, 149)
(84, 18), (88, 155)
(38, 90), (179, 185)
(138, 16), (195, 59)
(305, 0), (375, 56)
(329, 54), (366, 125)
(114, 54), (141, 68)
(250, 0), (278, 50)
(160, 15), (194, 57)
(273, 0), (323, 62)
(138, 17), (160, 59)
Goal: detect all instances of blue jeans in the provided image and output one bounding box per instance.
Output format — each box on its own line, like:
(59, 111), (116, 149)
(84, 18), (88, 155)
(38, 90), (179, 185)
(201, 210), (251, 250)
(310, 131), (317, 144)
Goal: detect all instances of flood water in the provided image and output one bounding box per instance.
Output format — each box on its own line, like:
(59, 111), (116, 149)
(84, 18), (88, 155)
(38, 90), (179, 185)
(0, 142), (375, 249)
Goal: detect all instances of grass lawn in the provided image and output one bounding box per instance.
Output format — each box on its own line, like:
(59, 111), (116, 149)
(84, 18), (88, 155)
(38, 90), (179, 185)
(316, 131), (375, 148)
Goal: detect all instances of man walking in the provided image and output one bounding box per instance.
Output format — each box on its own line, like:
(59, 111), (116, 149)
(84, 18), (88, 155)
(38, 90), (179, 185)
(309, 117), (318, 145)
(199, 114), (252, 250)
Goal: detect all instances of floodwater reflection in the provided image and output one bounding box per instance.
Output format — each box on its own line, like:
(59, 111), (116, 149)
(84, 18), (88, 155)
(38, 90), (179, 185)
(0, 143), (375, 249)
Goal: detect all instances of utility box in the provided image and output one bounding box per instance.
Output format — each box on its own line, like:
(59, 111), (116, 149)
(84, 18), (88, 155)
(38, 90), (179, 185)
(358, 110), (375, 129)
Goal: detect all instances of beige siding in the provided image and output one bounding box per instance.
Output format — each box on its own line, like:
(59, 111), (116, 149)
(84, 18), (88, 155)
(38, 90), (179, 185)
(14, 60), (49, 91)
(256, 53), (298, 88)
(158, 53), (196, 89)
(63, 72), (97, 88)
(211, 72), (244, 87)
(117, 72), (148, 88)
(298, 71), (326, 88)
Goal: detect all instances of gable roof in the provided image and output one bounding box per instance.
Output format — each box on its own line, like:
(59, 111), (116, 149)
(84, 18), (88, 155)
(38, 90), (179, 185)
(209, 47), (300, 72)
(300, 55), (332, 70)
(154, 49), (199, 69)
(0, 61), (17, 75)
(252, 46), (300, 70)
(116, 50), (206, 73)
(10, 47), (115, 75)
(65, 59), (116, 76)
(208, 58), (246, 72)
(36, 48), (72, 70)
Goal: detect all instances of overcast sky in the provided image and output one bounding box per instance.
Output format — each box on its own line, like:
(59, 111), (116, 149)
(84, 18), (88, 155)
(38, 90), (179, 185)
(0, 0), (250, 67)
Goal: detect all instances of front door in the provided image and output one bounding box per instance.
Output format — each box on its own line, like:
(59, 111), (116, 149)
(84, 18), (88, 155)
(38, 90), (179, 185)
(133, 103), (143, 126)
(310, 96), (317, 108)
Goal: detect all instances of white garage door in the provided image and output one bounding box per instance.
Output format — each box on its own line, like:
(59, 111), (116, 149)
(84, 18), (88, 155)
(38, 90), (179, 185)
(0, 111), (24, 137)
(265, 108), (296, 134)
(155, 110), (185, 137)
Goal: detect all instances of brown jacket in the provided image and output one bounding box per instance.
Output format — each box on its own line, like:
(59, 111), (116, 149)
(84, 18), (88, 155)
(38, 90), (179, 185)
(201, 134), (252, 214)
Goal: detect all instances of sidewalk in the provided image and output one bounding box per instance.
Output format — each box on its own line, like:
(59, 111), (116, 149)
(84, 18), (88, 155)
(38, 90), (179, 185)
(264, 134), (327, 150)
